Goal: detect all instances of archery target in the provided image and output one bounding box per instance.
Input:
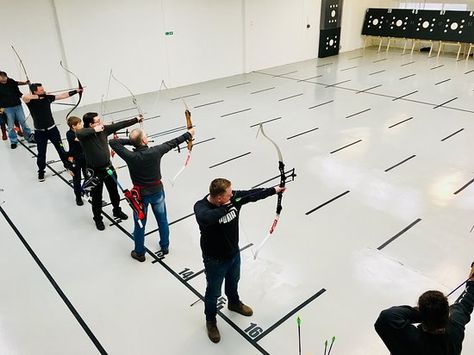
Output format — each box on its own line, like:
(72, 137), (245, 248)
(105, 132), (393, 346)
(318, 28), (341, 58)
(320, 0), (343, 30)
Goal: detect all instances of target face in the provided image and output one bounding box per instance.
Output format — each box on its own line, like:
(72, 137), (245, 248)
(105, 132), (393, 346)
(321, 0), (343, 29)
(319, 28), (341, 58)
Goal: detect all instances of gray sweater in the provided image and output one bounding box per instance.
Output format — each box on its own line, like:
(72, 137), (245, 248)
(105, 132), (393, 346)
(76, 118), (138, 169)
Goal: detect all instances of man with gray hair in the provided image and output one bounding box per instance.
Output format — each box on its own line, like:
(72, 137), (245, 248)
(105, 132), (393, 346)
(109, 126), (194, 262)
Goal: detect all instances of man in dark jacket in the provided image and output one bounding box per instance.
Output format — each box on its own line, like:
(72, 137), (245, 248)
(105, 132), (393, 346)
(0, 71), (34, 148)
(375, 264), (474, 355)
(76, 112), (142, 231)
(109, 126), (194, 261)
(194, 178), (286, 343)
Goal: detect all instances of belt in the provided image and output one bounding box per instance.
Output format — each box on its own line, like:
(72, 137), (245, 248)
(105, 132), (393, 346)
(35, 124), (56, 132)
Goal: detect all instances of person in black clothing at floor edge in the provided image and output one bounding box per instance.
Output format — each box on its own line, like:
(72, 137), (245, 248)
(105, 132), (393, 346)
(66, 116), (87, 206)
(109, 126), (194, 262)
(76, 112), (142, 231)
(22, 83), (81, 181)
(375, 263), (474, 355)
(194, 178), (286, 343)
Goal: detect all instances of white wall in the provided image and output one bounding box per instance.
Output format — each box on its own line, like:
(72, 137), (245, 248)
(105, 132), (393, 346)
(244, 0), (320, 72)
(1, 0), (385, 106)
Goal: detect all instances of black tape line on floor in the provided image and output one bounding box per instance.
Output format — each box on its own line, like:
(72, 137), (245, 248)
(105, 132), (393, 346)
(377, 218), (422, 250)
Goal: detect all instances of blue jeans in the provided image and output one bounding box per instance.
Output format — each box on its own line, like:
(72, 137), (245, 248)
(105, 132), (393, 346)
(203, 253), (241, 321)
(133, 189), (169, 255)
(4, 105), (32, 143)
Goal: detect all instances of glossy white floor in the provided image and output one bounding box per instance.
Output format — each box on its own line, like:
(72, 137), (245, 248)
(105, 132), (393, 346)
(1, 47), (474, 355)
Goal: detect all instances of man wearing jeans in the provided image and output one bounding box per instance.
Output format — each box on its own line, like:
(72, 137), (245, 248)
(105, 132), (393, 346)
(0, 71), (35, 148)
(194, 178), (286, 343)
(109, 126), (194, 260)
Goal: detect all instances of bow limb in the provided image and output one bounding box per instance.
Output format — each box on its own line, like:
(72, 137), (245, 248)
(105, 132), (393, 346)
(110, 71), (143, 127)
(171, 109), (193, 185)
(11, 45), (30, 83)
(60, 60), (83, 119)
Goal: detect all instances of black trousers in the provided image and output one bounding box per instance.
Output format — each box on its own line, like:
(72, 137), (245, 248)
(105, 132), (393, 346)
(90, 166), (122, 221)
(71, 157), (87, 197)
(35, 127), (68, 173)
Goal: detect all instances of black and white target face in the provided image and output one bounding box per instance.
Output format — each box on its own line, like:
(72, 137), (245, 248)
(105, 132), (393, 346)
(416, 16), (437, 32)
(368, 15), (384, 29)
(328, 3), (339, 25)
(325, 34), (338, 50)
(443, 18), (465, 34)
(390, 16), (409, 31)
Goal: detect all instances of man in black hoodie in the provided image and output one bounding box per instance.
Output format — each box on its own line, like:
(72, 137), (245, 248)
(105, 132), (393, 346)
(109, 126), (194, 261)
(375, 264), (474, 355)
(76, 112), (142, 230)
(194, 178), (286, 343)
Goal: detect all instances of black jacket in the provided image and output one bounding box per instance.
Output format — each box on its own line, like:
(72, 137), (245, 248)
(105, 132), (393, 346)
(194, 188), (276, 259)
(375, 281), (474, 355)
(76, 118), (138, 169)
(108, 132), (191, 196)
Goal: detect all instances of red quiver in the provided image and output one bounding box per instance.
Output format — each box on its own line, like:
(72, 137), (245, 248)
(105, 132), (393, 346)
(124, 187), (145, 221)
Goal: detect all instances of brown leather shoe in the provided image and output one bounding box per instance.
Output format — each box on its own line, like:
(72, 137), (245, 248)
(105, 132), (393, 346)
(206, 321), (220, 343)
(228, 301), (253, 316)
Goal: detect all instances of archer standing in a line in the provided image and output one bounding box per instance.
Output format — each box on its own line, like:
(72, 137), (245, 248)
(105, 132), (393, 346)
(194, 178), (286, 343)
(0, 71), (35, 148)
(109, 126), (194, 261)
(76, 112), (141, 231)
(22, 83), (82, 181)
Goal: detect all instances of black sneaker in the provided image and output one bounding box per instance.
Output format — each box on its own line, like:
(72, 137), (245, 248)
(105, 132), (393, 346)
(131, 250), (146, 262)
(113, 210), (128, 220)
(38, 172), (45, 182)
(160, 248), (169, 255)
(11, 143), (17, 149)
(75, 196), (84, 206)
(228, 301), (253, 316)
(95, 219), (105, 231)
(206, 321), (220, 343)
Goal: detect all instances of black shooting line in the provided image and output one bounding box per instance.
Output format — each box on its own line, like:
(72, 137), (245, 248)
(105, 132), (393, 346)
(274, 70), (298, 77)
(278, 93), (303, 101)
(220, 108), (252, 118)
(392, 90), (418, 101)
(349, 55), (363, 60)
(226, 82), (251, 88)
(356, 84), (382, 94)
(305, 191), (350, 215)
(174, 137), (216, 152)
(373, 58), (388, 63)
(308, 100), (334, 110)
(454, 178), (474, 195)
(251, 87), (276, 95)
(369, 69), (386, 75)
(377, 218), (422, 250)
(330, 140), (362, 154)
(0, 205), (108, 355)
(399, 74), (416, 80)
(401, 61), (415, 67)
(464, 69), (474, 75)
(18, 142), (271, 355)
(254, 288), (327, 342)
(346, 108), (371, 119)
(441, 128), (464, 142)
(209, 152), (251, 169)
(170, 93), (200, 101)
(435, 78), (451, 86)
(388, 116), (414, 129)
(102, 107), (136, 116)
(340, 66), (358, 72)
(316, 62), (333, 68)
(184, 244), (254, 282)
(194, 100), (224, 109)
(325, 79), (351, 88)
(250, 117), (283, 128)
(433, 97), (457, 109)
(430, 64), (444, 70)
(287, 127), (319, 140)
(384, 155), (416, 172)
(297, 75), (323, 82)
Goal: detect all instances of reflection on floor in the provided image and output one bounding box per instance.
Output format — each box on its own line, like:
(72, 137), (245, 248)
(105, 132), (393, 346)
(1, 47), (473, 355)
